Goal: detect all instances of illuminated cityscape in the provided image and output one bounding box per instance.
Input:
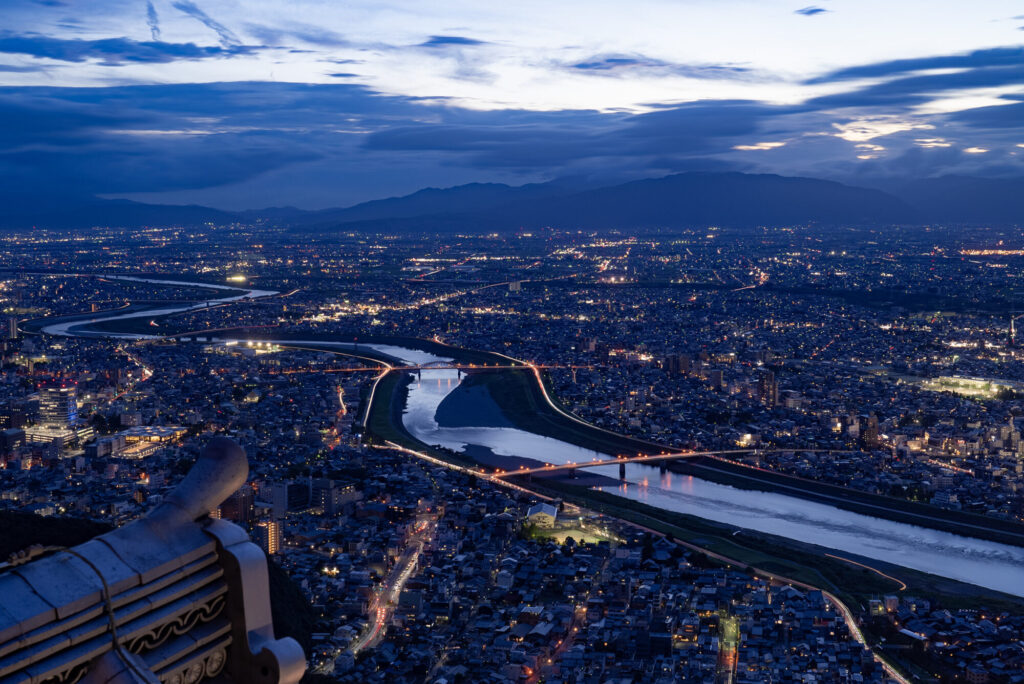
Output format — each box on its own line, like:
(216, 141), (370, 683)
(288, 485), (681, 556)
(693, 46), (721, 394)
(3, 1), (1024, 683)
(0, 222), (1023, 682)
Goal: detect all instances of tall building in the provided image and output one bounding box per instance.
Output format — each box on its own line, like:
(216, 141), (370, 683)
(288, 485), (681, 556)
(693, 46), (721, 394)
(26, 385), (90, 448)
(757, 371), (778, 407)
(39, 386), (77, 428)
(6, 316), (18, 340)
(254, 520), (281, 555)
(221, 485), (256, 526)
(863, 414), (880, 448)
(270, 481), (310, 519)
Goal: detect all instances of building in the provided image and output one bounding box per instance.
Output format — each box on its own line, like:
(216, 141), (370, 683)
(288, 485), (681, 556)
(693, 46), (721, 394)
(39, 385), (77, 428)
(84, 434), (127, 458)
(255, 520), (282, 555)
(311, 478), (360, 516)
(709, 369), (724, 391)
(6, 316), (17, 340)
(221, 485), (256, 526)
(26, 385), (92, 448)
(270, 481), (310, 519)
(757, 371), (778, 407)
(526, 503), (557, 528)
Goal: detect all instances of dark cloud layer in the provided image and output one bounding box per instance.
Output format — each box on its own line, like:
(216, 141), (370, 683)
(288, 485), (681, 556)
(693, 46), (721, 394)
(0, 21), (1023, 209)
(809, 46), (1024, 82)
(0, 32), (259, 64)
(567, 54), (751, 79)
(419, 35), (487, 47)
(0, 75), (1021, 207)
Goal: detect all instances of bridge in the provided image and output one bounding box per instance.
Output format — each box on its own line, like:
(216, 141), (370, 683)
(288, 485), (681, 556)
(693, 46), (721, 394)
(268, 363), (592, 376)
(490, 448), (857, 480)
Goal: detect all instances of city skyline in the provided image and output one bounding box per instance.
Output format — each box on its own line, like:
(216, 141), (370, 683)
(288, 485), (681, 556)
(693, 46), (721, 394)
(2, 224), (1024, 682)
(2, 4), (1024, 683)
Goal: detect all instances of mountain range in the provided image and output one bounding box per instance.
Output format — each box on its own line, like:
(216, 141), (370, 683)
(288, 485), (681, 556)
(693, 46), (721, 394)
(3, 172), (1022, 231)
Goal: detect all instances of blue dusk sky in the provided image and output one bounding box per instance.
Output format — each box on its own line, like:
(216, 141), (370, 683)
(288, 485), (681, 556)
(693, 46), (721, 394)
(3, 0), (1024, 208)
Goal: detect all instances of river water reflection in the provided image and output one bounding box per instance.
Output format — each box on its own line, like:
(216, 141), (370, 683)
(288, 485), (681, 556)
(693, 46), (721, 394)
(393, 359), (1024, 597)
(52, 308), (1023, 599)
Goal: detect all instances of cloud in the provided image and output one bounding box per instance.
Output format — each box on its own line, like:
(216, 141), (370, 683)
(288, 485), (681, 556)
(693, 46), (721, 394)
(0, 32), (259, 64)
(0, 63), (50, 72)
(0, 82), (459, 199)
(963, 146), (988, 154)
(418, 35), (486, 47)
(947, 97), (1024, 129)
(0, 85), (327, 195)
(567, 53), (752, 80)
(244, 23), (351, 48)
(809, 46), (1024, 83)
(571, 55), (665, 71)
(0, 92), (141, 149)
(146, 1), (161, 40)
(171, 0), (240, 47)
(365, 99), (796, 169)
(733, 142), (786, 150)
(0, 69), (1022, 209)
(805, 63), (1024, 109)
(832, 117), (934, 142)
(794, 7), (828, 16)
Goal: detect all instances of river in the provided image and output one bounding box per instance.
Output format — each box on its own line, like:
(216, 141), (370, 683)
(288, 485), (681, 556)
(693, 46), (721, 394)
(38, 282), (1024, 598)
(38, 274), (278, 338)
(375, 348), (1024, 598)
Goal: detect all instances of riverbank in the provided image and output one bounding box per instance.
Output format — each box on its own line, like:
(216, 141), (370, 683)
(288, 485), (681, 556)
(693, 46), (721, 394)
(669, 457), (1024, 548)
(454, 366), (1024, 550)
(458, 369), (667, 456)
(365, 369), (480, 470)
(26, 273), (276, 338)
(519, 477), (1024, 614)
(243, 332), (512, 367)
(21, 302), (169, 334)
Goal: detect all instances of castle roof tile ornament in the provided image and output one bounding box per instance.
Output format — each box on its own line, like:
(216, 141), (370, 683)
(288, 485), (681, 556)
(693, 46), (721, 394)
(0, 436), (306, 684)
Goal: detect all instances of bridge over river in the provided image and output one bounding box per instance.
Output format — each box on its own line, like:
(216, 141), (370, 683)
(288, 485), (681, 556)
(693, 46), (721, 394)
(29, 276), (1024, 601)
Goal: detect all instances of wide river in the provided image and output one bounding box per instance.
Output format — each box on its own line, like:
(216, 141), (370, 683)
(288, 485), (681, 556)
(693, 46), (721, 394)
(41, 279), (1024, 597)
(378, 347), (1024, 597)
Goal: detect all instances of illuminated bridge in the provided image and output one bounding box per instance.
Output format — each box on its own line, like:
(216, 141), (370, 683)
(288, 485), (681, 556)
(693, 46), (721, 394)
(270, 364), (593, 375)
(490, 448), (857, 480)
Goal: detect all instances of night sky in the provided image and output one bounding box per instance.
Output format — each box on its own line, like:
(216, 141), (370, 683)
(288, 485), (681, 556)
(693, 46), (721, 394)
(3, 0), (1024, 209)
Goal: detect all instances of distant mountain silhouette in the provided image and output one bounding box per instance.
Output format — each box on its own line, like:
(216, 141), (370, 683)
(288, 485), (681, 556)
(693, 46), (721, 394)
(0, 192), (236, 229)
(313, 172), (917, 231)
(885, 176), (1024, 224)
(296, 180), (576, 226)
(4, 172), (1023, 230)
